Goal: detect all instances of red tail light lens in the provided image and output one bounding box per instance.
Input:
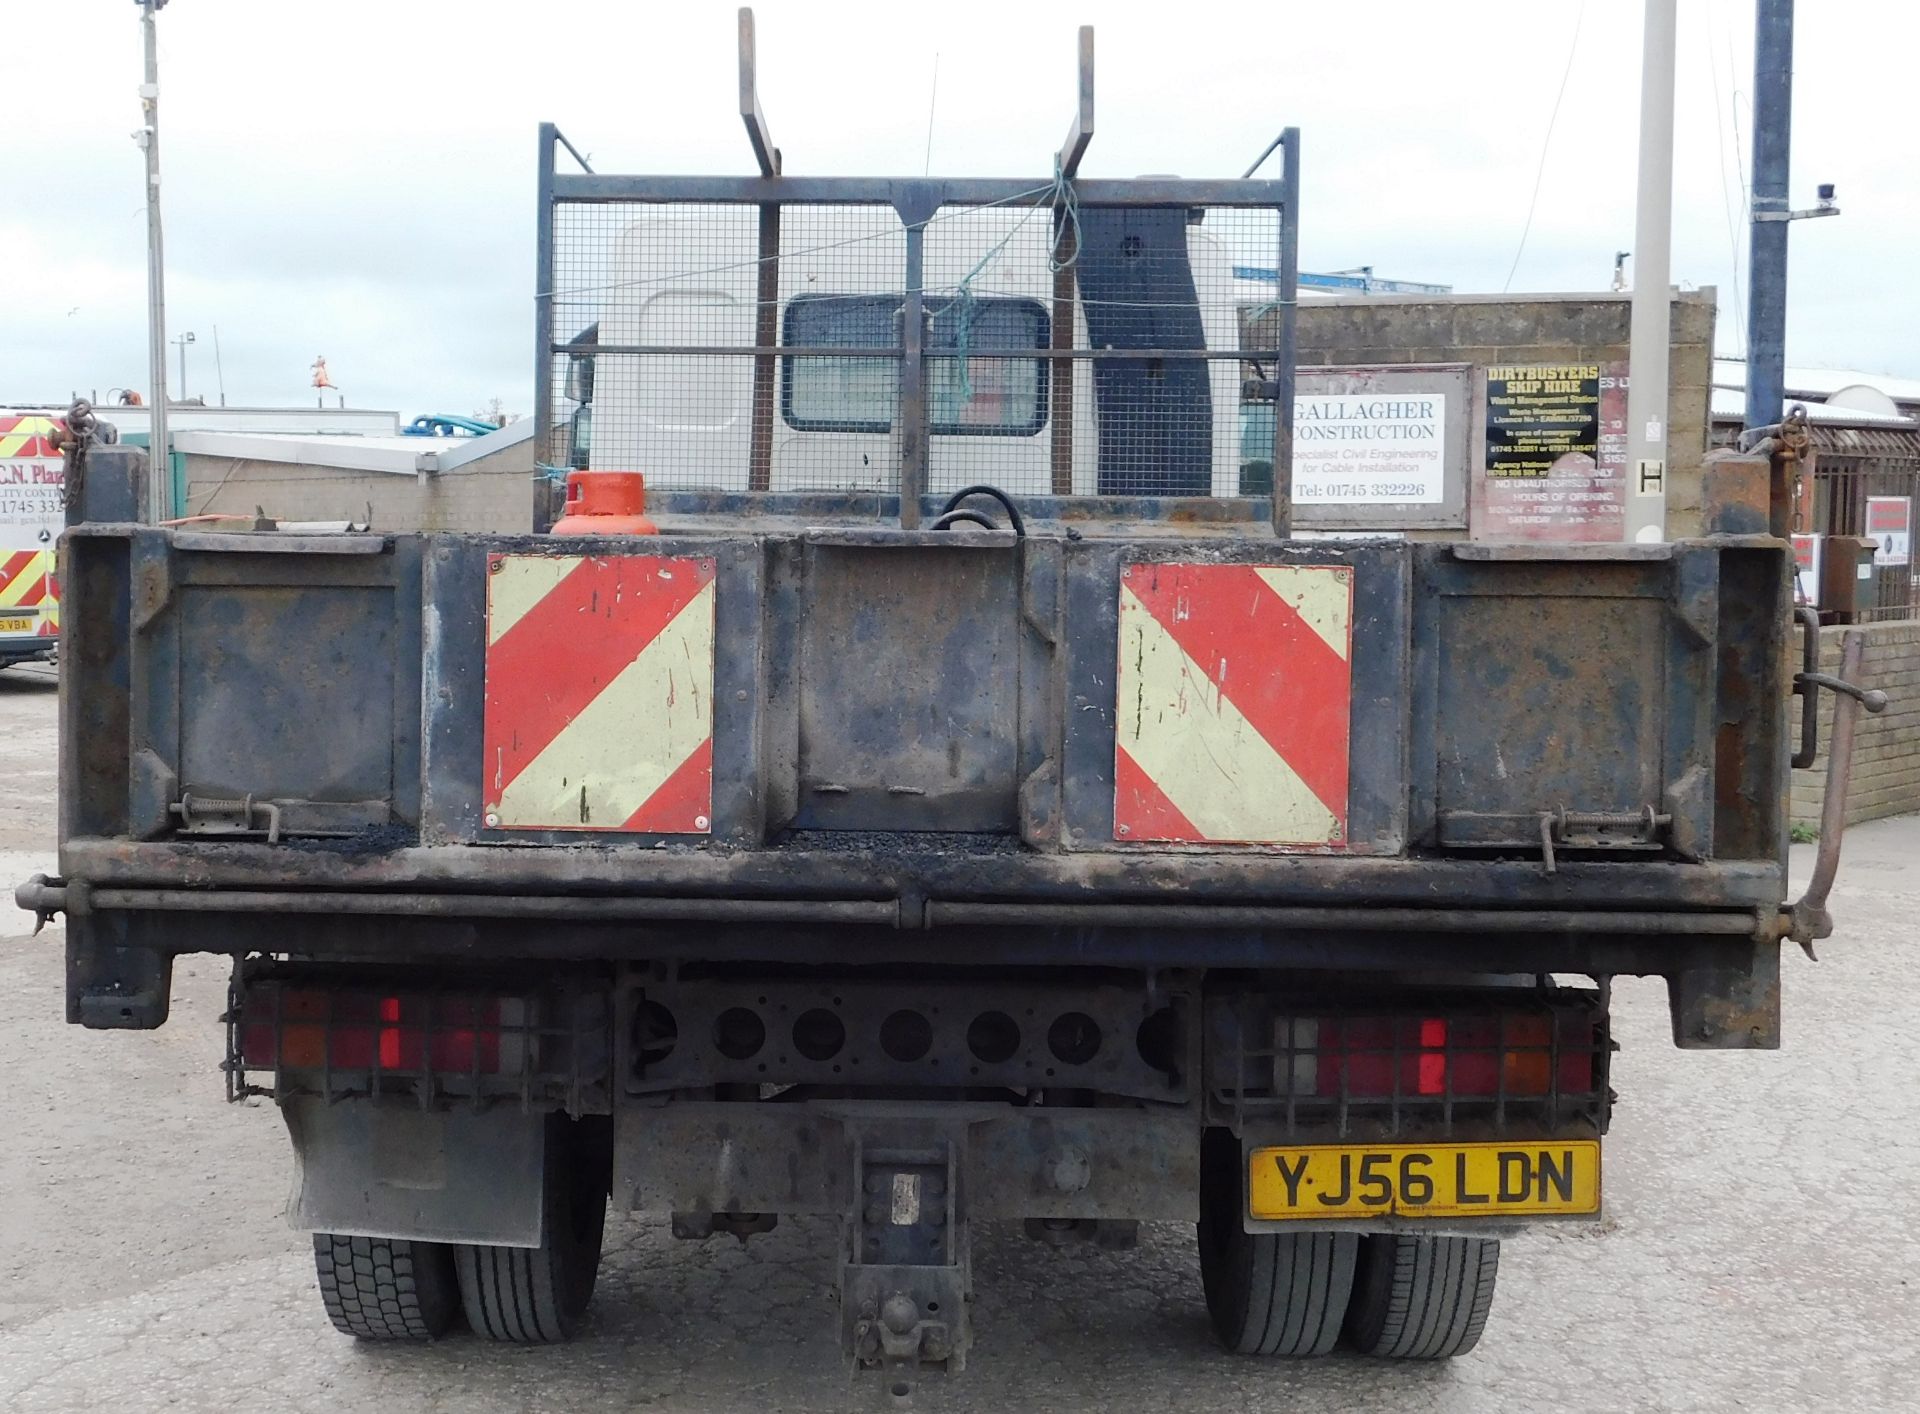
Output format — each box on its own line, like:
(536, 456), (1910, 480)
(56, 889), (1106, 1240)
(241, 988), (505, 1075)
(1274, 1011), (1595, 1100)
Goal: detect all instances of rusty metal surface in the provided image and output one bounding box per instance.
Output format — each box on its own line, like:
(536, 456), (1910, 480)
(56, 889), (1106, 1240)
(1412, 545), (1724, 859)
(46, 522), (1801, 973)
(49, 838), (1789, 910)
(1700, 448), (1773, 536)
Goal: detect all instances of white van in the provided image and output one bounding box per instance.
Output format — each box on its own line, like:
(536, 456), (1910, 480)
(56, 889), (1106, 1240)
(568, 204), (1253, 499)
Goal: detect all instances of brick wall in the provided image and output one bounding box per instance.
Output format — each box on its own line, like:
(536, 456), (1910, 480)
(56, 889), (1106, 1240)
(1291, 290), (1717, 537)
(1791, 620), (1920, 828)
(182, 438), (536, 534)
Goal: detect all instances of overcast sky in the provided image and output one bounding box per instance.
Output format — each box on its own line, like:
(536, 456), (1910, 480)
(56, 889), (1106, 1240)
(5, 0), (1914, 418)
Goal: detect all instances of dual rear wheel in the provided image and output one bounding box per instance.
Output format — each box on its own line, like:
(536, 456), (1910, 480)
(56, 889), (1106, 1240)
(316, 1117), (1495, 1357)
(1197, 1129), (1500, 1360)
(313, 1114), (610, 1343)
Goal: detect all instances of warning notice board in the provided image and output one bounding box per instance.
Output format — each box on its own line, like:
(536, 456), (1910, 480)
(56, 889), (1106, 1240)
(1472, 362), (1628, 541)
(1866, 496), (1911, 567)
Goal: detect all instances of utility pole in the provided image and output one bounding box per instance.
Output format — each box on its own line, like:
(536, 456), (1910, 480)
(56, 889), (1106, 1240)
(173, 330), (195, 401)
(136, 0), (172, 520)
(1745, 0), (1793, 433)
(1743, 1), (1838, 435)
(1623, 0), (1676, 543)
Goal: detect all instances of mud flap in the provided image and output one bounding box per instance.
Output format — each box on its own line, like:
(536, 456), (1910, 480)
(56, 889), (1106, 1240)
(282, 1098), (546, 1247)
(1668, 939), (1780, 1049)
(65, 910), (172, 1029)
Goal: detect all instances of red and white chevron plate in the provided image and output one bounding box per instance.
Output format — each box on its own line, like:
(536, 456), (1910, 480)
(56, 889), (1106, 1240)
(1114, 561), (1353, 847)
(482, 552), (716, 833)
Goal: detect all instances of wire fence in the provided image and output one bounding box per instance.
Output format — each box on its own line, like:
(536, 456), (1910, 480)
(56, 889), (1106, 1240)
(543, 196), (1287, 503)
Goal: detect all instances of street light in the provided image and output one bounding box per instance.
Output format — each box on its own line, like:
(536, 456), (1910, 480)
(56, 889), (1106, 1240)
(172, 331), (196, 402)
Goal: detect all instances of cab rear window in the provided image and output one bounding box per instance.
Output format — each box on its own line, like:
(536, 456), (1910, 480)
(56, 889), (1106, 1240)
(781, 295), (1048, 436)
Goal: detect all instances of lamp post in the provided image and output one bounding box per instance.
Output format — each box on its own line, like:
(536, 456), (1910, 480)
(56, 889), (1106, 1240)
(136, 0), (173, 519)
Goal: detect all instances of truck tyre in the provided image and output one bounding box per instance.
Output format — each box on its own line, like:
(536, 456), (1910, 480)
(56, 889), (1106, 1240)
(455, 1115), (610, 1342)
(1197, 1129), (1357, 1356)
(313, 1234), (462, 1340)
(1345, 1234), (1499, 1359)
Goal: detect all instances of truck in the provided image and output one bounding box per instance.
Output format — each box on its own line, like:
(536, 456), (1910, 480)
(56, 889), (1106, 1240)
(0, 412), (65, 667)
(19, 12), (1889, 1391)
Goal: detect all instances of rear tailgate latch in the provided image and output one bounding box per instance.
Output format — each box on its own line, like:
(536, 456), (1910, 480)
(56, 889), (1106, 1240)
(1537, 806), (1672, 876)
(170, 791), (283, 844)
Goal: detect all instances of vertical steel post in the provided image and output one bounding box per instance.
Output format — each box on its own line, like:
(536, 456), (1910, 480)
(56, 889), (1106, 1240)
(532, 123), (558, 531)
(1624, 0), (1677, 542)
(139, 1), (170, 520)
(1048, 216), (1077, 495)
(1049, 26), (1093, 497)
(740, 9), (782, 493)
(1745, 0), (1794, 435)
(749, 204), (781, 493)
(898, 217), (928, 529)
(1270, 128), (1300, 537)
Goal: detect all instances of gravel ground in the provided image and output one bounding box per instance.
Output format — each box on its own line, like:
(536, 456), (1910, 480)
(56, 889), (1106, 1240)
(0, 672), (1915, 1411)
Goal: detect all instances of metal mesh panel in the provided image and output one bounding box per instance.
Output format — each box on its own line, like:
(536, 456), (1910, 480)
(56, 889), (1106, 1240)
(543, 191), (1288, 502)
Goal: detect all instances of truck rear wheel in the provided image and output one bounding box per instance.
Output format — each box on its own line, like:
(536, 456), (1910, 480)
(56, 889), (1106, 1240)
(1197, 1129), (1357, 1356)
(313, 1234), (462, 1340)
(455, 1115), (611, 1342)
(1344, 1234), (1499, 1359)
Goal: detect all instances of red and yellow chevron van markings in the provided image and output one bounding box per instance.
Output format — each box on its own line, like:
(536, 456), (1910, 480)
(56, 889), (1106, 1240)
(482, 553), (717, 833)
(0, 416), (62, 460)
(0, 550), (54, 621)
(1115, 562), (1353, 847)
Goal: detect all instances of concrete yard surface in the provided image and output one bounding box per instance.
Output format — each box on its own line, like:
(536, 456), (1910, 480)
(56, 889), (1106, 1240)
(0, 675), (1915, 1412)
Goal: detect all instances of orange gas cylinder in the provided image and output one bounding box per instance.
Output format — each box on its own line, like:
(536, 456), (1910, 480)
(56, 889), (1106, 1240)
(549, 471), (659, 536)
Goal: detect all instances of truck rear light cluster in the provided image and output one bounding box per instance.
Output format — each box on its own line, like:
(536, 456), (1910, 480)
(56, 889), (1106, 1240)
(238, 990), (512, 1076)
(1272, 1013), (1593, 1100)
(226, 970), (612, 1112)
(1210, 991), (1610, 1138)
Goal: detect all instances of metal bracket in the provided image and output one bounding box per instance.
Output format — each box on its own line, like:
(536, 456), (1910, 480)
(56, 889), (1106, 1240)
(1537, 806), (1672, 876)
(1752, 203), (1839, 223)
(170, 790), (282, 843)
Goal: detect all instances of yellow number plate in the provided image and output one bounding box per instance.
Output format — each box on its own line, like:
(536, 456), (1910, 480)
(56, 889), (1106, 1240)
(0, 617), (33, 633)
(1248, 1141), (1601, 1220)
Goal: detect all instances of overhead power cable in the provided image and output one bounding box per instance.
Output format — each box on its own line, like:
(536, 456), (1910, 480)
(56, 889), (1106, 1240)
(1503, 1), (1589, 293)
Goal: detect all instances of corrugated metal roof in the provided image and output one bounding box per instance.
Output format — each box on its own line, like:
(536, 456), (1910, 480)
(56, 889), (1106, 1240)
(1710, 385), (1917, 429)
(1713, 358), (1920, 406)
